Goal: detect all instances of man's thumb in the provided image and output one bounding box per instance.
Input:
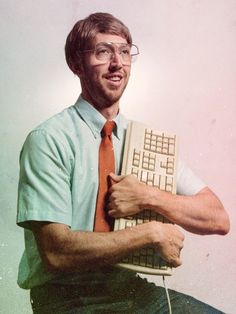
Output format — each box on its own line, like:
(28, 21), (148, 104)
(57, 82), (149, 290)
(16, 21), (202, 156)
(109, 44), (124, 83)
(109, 173), (125, 184)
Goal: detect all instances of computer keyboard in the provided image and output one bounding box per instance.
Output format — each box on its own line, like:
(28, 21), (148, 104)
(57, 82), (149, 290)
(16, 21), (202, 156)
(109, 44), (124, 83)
(114, 121), (178, 275)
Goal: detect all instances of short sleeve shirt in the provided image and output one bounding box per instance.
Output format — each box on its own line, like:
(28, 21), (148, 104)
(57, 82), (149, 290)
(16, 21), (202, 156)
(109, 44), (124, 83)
(17, 96), (206, 289)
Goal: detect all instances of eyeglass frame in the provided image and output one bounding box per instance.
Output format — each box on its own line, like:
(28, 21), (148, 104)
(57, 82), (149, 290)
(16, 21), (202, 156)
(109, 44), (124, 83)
(78, 42), (140, 64)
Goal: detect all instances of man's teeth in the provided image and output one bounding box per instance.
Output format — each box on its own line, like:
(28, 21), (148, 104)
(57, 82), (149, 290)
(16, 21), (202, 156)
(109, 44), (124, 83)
(109, 76), (121, 81)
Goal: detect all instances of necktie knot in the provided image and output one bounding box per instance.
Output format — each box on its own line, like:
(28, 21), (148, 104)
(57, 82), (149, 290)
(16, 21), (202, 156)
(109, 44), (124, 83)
(101, 121), (115, 138)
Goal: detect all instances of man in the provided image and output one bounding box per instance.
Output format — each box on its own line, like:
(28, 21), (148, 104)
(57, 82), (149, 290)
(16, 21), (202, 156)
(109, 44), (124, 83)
(17, 12), (230, 313)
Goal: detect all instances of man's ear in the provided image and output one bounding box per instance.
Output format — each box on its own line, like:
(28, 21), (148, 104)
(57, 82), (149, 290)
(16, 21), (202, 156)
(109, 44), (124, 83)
(70, 64), (81, 77)
(68, 54), (84, 76)
(73, 59), (85, 77)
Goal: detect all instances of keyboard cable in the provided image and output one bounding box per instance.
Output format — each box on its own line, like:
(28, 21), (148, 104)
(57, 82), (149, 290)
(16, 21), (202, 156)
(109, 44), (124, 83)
(162, 275), (172, 314)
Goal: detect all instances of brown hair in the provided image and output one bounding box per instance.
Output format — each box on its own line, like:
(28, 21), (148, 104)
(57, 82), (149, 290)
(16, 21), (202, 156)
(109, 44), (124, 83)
(65, 12), (132, 74)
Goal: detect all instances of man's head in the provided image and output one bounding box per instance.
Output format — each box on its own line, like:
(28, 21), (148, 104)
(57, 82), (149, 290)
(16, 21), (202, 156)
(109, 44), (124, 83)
(65, 12), (132, 75)
(65, 13), (138, 115)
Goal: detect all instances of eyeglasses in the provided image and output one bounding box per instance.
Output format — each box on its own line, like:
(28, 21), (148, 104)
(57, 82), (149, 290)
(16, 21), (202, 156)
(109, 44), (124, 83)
(79, 42), (139, 65)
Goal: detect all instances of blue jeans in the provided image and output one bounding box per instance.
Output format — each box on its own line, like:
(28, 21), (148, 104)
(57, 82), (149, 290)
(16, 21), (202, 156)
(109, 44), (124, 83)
(30, 274), (224, 314)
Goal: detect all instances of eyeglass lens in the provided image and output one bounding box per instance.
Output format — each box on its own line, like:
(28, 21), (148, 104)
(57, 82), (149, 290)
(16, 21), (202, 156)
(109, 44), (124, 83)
(95, 43), (138, 64)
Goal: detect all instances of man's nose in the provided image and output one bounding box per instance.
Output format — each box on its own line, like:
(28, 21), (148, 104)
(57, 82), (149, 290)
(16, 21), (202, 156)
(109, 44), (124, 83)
(109, 51), (123, 67)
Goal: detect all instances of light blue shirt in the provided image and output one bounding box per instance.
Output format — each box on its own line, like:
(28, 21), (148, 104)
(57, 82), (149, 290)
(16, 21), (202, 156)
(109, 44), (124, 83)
(17, 96), (205, 289)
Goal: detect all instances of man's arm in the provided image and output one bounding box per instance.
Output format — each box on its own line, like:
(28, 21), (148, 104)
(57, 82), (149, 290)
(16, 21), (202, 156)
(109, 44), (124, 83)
(31, 220), (184, 273)
(108, 173), (230, 235)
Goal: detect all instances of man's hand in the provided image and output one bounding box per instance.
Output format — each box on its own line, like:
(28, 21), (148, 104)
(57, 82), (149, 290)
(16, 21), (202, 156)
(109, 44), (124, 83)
(108, 173), (146, 218)
(150, 221), (184, 267)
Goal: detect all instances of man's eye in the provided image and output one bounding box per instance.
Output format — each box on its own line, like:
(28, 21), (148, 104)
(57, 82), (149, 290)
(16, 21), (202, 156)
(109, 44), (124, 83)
(96, 48), (111, 56)
(121, 48), (130, 55)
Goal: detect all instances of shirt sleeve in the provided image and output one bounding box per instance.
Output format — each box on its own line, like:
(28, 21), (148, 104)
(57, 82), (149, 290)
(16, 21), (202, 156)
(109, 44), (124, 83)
(17, 129), (73, 229)
(176, 159), (206, 195)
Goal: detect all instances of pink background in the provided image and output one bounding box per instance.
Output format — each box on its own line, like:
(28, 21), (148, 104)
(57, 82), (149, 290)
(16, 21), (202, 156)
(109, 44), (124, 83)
(1, 1), (235, 313)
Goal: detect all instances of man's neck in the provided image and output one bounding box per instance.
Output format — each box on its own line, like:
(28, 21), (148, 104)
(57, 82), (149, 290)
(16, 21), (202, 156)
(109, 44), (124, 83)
(81, 94), (120, 120)
(99, 104), (119, 120)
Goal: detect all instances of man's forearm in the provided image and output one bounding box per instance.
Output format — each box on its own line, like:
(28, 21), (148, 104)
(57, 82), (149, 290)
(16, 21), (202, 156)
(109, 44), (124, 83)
(32, 221), (155, 273)
(51, 226), (150, 271)
(31, 220), (184, 273)
(108, 174), (230, 235)
(143, 186), (229, 235)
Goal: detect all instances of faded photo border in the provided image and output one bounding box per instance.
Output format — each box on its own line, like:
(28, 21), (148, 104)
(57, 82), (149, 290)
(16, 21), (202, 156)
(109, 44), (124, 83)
(0, 1), (235, 313)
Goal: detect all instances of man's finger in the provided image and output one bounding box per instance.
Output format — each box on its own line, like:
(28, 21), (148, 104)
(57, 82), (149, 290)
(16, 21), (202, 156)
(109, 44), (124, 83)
(109, 173), (125, 183)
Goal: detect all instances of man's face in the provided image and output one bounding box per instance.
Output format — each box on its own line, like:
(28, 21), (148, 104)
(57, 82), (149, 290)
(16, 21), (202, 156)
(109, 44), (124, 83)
(79, 33), (131, 112)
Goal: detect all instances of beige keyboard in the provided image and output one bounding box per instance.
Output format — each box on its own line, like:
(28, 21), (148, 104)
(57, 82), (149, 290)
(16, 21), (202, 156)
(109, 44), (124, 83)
(114, 121), (178, 275)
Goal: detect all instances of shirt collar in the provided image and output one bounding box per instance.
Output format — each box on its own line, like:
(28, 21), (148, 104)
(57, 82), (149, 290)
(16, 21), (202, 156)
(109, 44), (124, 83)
(74, 95), (126, 140)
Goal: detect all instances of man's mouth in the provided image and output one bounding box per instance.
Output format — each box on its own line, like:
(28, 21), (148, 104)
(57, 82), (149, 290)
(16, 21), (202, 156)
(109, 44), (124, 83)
(105, 73), (123, 82)
(109, 76), (121, 82)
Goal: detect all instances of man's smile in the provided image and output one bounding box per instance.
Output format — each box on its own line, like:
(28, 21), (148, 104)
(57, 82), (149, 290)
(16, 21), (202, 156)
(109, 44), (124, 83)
(104, 72), (125, 88)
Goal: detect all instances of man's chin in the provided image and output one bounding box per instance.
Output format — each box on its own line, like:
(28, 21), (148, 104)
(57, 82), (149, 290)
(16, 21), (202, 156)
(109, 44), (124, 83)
(104, 86), (126, 103)
(103, 92), (123, 106)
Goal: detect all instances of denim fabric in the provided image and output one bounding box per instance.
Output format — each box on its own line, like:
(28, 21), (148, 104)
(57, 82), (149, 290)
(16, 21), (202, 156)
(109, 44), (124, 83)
(30, 275), (224, 314)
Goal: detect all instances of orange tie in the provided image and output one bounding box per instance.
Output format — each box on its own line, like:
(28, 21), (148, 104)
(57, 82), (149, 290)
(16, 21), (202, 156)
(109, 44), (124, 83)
(94, 121), (116, 232)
